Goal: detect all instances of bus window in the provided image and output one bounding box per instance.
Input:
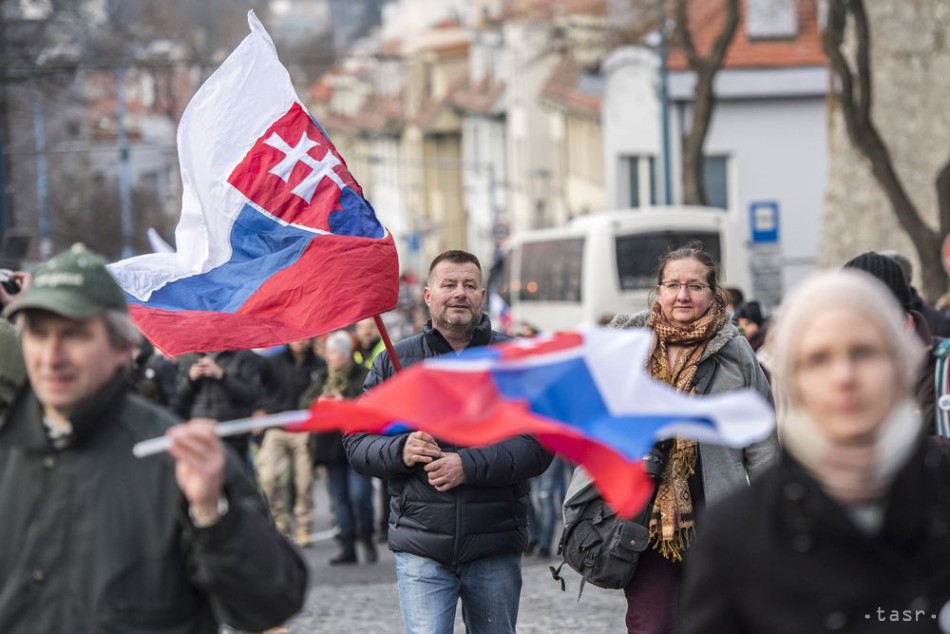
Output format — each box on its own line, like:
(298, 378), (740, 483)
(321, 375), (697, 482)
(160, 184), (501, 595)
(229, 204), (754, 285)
(519, 238), (584, 302)
(615, 231), (721, 291)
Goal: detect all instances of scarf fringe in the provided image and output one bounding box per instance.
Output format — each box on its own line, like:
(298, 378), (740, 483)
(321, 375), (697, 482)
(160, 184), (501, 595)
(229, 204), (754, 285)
(649, 525), (695, 562)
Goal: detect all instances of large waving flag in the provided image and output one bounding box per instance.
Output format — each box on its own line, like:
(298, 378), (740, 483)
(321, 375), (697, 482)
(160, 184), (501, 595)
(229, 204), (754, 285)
(293, 328), (774, 516)
(108, 12), (398, 356)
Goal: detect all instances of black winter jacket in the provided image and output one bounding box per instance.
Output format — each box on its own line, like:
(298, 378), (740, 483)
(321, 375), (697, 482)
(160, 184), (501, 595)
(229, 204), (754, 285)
(344, 316), (553, 565)
(680, 440), (950, 633)
(174, 350), (262, 455)
(300, 362), (369, 465)
(0, 374), (308, 633)
(260, 347), (325, 414)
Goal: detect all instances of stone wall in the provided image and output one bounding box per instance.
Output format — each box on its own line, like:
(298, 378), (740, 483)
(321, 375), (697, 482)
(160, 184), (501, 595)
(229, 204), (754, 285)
(820, 0), (950, 290)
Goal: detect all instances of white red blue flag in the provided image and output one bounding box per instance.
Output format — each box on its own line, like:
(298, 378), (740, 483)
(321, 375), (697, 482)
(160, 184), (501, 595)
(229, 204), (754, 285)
(108, 12), (398, 356)
(294, 328), (774, 516)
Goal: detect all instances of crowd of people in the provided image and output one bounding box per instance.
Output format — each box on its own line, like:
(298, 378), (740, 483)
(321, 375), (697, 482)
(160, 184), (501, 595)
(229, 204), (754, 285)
(1, 240), (949, 633)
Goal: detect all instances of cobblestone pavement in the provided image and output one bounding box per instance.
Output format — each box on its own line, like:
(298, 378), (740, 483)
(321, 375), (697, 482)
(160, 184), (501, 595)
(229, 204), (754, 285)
(271, 475), (628, 633)
(285, 540), (626, 633)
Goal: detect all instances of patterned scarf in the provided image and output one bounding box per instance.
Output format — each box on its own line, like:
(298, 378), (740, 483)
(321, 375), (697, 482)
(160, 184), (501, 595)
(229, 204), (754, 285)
(645, 302), (727, 561)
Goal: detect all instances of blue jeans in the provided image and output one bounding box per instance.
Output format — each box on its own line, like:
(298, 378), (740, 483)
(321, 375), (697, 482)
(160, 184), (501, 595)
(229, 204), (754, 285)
(394, 552), (522, 634)
(529, 456), (569, 550)
(326, 462), (375, 539)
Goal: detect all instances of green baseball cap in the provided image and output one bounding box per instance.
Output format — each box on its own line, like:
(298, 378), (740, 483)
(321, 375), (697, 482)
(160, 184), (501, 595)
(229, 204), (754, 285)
(3, 243), (128, 320)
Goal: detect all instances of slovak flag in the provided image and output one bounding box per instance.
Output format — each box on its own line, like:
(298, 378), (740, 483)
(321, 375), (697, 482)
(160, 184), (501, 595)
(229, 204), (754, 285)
(295, 327), (774, 516)
(108, 12), (398, 357)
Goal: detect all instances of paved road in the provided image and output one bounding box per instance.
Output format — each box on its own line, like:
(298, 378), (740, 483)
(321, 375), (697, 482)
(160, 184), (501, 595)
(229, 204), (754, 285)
(276, 474), (628, 632)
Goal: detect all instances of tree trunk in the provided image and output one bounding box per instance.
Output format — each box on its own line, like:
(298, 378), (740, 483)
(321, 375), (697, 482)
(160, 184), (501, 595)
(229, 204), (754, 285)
(674, 0), (739, 207)
(823, 0), (950, 301)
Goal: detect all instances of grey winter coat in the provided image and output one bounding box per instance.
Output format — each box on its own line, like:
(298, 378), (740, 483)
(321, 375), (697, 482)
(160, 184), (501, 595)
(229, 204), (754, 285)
(573, 311), (776, 506)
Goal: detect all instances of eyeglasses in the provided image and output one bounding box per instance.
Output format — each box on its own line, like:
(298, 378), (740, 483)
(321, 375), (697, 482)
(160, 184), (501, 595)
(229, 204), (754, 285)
(658, 281), (711, 293)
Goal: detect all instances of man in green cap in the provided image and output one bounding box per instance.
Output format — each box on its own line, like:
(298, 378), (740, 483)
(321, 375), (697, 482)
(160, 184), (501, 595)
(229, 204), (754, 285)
(0, 244), (307, 633)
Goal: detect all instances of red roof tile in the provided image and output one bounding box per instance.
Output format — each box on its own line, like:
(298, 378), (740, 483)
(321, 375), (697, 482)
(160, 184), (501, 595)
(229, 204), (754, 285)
(451, 75), (506, 114)
(539, 56), (601, 117)
(667, 0), (827, 71)
(412, 76), (466, 130)
(503, 0), (607, 20)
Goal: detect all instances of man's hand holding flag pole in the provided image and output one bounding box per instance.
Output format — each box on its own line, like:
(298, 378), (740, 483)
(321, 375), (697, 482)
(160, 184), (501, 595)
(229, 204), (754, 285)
(136, 328), (774, 518)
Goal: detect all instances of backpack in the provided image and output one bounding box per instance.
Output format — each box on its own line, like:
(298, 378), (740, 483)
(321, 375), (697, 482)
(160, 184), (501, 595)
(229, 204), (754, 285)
(549, 452), (665, 600)
(549, 492), (651, 599)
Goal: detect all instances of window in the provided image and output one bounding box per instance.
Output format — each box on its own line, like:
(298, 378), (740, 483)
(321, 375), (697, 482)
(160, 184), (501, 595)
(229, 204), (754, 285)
(703, 156), (729, 210)
(747, 0), (797, 40)
(615, 231), (721, 291)
(620, 155), (657, 208)
(519, 238), (584, 302)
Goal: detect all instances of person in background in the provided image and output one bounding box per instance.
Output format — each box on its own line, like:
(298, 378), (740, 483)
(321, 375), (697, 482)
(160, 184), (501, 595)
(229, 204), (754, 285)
(603, 242), (775, 633)
(680, 270), (950, 634)
(723, 286), (745, 316)
(128, 339), (178, 407)
(880, 249), (950, 338)
(843, 251), (945, 435)
(344, 250), (552, 634)
(0, 269), (28, 420)
(354, 317), (385, 369)
(300, 330), (376, 565)
(352, 316), (391, 541)
(174, 347), (262, 475)
(0, 244), (307, 632)
(733, 301), (767, 352)
(255, 338), (324, 546)
(512, 319), (568, 560)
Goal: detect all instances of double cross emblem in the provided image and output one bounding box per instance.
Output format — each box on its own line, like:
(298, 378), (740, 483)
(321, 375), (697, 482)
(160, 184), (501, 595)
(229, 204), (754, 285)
(264, 131), (346, 203)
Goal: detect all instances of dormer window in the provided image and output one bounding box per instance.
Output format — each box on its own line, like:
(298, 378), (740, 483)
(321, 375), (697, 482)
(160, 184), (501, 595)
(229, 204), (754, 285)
(747, 0), (798, 40)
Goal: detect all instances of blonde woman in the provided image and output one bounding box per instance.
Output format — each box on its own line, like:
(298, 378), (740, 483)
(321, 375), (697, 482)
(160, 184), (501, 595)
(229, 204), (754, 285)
(681, 270), (950, 633)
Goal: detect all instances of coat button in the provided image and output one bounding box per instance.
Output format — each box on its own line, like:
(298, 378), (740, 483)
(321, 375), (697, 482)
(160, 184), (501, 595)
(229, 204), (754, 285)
(783, 482), (805, 501)
(823, 610), (846, 630)
(32, 568), (45, 584)
(42, 456), (56, 469)
(791, 534), (814, 553)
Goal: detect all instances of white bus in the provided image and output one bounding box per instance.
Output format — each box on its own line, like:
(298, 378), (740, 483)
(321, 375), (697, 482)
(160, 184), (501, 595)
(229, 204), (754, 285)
(492, 207), (750, 332)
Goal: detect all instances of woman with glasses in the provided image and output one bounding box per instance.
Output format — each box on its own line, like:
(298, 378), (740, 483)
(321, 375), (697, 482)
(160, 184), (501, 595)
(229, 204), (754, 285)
(681, 270), (950, 633)
(607, 242), (775, 633)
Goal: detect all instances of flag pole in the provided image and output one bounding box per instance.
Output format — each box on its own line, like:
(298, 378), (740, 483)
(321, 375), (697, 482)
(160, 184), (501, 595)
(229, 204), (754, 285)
(373, 314), (403, 373)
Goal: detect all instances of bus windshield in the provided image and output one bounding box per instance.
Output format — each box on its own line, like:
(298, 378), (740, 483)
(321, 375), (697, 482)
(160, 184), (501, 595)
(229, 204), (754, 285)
(519, 237), (584, 302)
(615, 231), (721, 291)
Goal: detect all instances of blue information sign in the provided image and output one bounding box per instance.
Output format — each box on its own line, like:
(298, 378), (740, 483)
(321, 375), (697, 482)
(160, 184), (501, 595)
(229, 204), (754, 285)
(749, 201), (780, 244)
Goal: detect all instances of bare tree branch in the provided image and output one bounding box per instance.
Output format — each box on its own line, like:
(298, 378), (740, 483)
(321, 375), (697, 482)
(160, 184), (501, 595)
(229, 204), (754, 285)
(938, 160), (950, 236)
(852, 0), (872, 126)
(674, 0), (702, 71)
(822, 0), (946, 299)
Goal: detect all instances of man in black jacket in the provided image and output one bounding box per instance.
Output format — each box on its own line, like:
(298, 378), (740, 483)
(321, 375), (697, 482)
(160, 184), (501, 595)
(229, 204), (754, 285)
(255, 338), (325, 545)
(0, 245), (307, 633)
(344, 250), (552, 634)
(174, 348), (262, 473)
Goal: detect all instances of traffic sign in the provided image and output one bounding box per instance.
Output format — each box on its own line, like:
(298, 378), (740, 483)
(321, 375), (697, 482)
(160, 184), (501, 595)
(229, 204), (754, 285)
(749, 201), (780, 244)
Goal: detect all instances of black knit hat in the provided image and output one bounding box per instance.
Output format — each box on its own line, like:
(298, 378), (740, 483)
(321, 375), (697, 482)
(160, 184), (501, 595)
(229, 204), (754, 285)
(843, 251), (913, 312)
(734, 301), (764, 327)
